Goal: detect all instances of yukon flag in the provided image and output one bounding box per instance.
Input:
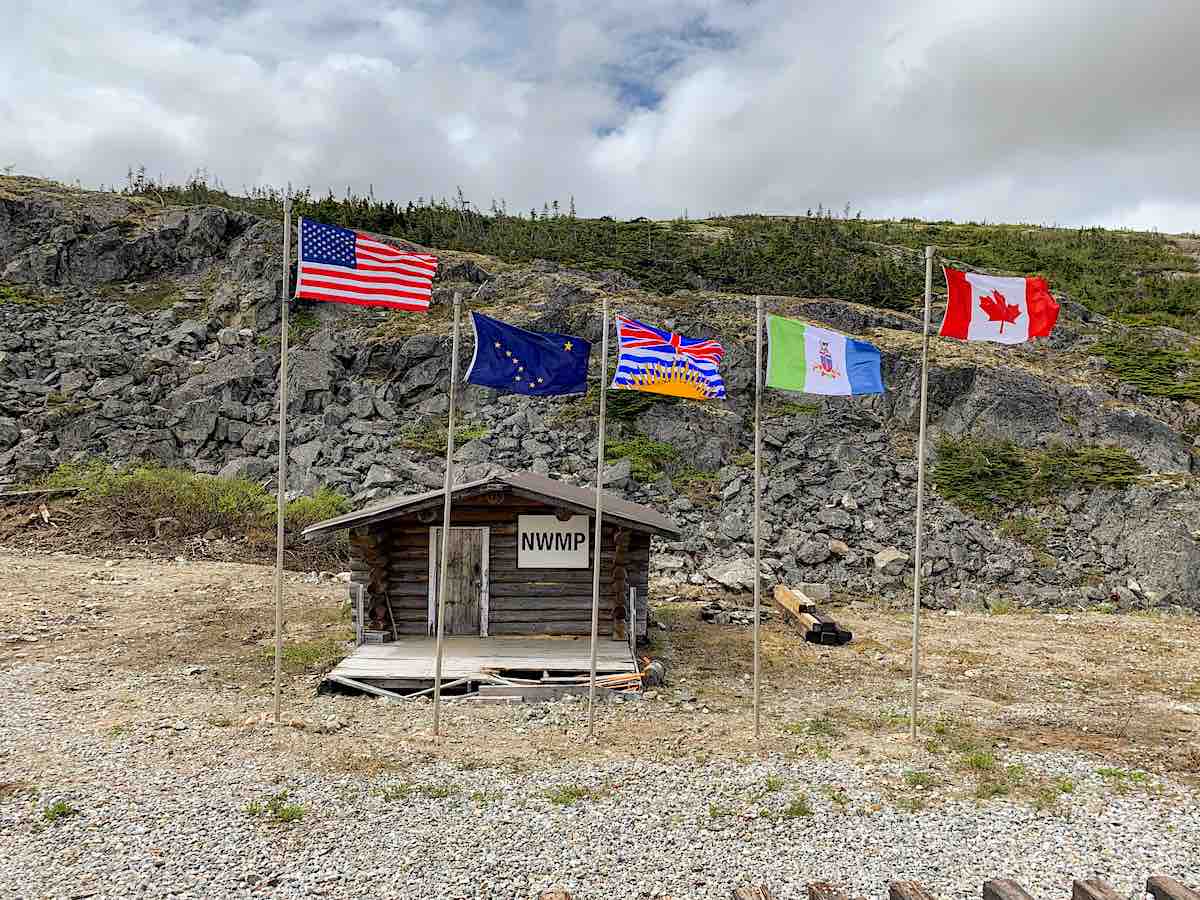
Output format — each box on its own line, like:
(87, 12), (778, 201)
(939, 267), (1060, 344)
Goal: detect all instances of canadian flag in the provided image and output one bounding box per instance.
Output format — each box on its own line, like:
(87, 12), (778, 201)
(939, 267), (1060, 344)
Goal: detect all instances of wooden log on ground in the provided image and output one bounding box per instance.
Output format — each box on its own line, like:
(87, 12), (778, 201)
(732, 886), (773, 900)
(1073, 880), (1123, 900)
(890, 881), (939, 900)
(773, 585), (816, 623)
(983, 879), (1035, 900)
(808, 882), (850, 900)
(1147, 877), (1200, 900)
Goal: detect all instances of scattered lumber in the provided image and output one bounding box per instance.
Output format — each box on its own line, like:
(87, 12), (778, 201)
(889, 882), (938, 900)
(773, 584), (851, 645)
(1147, 879), (1200, 900)
(732, 886), (774, 900)
(1073, 880), (1123, 900)
(808, 882), (851, 900)
(983, 880), (1035, 900)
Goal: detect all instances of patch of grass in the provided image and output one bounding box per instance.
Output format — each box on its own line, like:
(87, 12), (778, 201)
(903, 770), (938, 789)
(120, 281), (182, 311)
(284, 487), (350, 533)
(768, 399), (821, 417)
(824, 786), (850, 809)
(1093, 333), (1200, 400)
(961, 751), (998, 772)
(0, 283), (56, 306)
(605, 435), (679, 482)
(932, 438), (1145, 515)
(275, 638), (347, 674)
(395, 418), (489, 454)
(1096, 766), (1152, 794)
(708, 802), (734, 817)
(785, 715), (841, 738)
(997, 515), (1049, 548)
(732, 451), (755, 468)
(288, 307), (322, 343)
(606, 389), (666, 422)
(988, 597), (1016, 615)
(42, 799), (78, 823)
(469, 789), (503, 804)
(39, 459), (349, 548)
(245, 791), (304, 823)
(763, 776), (785, 794)
(895, 796), (926, 812)
(782, 795), (813, 818)
(545, 784), (600, 806)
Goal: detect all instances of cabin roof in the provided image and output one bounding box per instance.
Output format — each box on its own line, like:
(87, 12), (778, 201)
(301, 470), (682, 540)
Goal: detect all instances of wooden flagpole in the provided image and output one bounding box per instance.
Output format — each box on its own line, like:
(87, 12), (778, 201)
(587, 298), (610, 741)
(432, 291), (463, 739)
(272, 188), (292, 727)
(910, 245), (935, 740)
(752, 295), (763, 739)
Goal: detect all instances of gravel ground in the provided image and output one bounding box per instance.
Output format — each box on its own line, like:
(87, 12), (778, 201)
(1, 670), (1197, 900)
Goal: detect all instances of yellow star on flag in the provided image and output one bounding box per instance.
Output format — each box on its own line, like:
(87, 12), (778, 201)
(563, 340), (573, 352)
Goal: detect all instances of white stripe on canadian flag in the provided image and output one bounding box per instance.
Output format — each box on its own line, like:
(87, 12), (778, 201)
(939, 267), (1060, 344)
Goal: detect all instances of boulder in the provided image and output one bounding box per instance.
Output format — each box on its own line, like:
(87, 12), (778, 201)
(874, 546), (909, 576)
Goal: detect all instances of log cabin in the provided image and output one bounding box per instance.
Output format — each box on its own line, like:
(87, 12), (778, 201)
(302, 470), (681, 690)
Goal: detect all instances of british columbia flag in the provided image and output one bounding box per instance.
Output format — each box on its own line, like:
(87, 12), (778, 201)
(296, 217), (437, 312)
(611, 315), (727, 401)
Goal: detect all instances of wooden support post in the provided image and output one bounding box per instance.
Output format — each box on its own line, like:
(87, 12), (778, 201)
(983, 880), (1035, 900)
(807, 883), (850, 900)
(1147, 877), (1200, 900)
(890, 881), (939, 900)
(1073, 880), (1123, 900)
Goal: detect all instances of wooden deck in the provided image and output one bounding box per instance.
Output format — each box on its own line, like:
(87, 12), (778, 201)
(326, 636), (637, 688)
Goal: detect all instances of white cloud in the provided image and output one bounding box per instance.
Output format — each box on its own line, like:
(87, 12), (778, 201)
(2, 0), (1197, 230)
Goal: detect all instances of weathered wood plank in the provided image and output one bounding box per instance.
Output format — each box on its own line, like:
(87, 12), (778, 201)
(889, 882), (938, 900)
(1146, 878), (1200, 900)
(806, 883), (849, 900)
(983, 879), (1035, 900)
(1073, 880), (1122, 900)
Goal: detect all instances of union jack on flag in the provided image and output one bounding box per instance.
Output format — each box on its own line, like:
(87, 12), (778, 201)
(611, 314), (727, 401)
(296, 217), (438, 312)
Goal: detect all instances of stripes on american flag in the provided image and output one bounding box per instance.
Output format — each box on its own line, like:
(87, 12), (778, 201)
(296, 217), (437, 312)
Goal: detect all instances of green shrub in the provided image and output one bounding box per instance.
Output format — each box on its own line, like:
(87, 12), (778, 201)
(605, 436), (678, 481)
(396, 418), (488, 454)
(932, 438), (1144, 514)
(545, 784), (600, 806)
(284, 487), (350, 533)
(1092, 335), (1200, 400)
(42, 799), (78, 823)
(245, 791), (304, 824)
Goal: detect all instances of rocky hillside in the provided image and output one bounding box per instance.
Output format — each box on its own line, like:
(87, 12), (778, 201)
(1, 176), (1198, 609)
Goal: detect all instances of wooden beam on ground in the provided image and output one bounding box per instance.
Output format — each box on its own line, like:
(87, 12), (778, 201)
(1147, 877), (1200, 900)
(1073, 880), (1123, 900)
(732, 887), (773, 900)
(983, 880), (1035, 900)
(808, 882), (851, 900)
(773, 584), (816, 623)
(890, 881), (939, 900)
(323, 674), (409, 702)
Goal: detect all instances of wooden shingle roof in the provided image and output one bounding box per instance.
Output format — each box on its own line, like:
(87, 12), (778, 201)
(301, 470), (681, 540)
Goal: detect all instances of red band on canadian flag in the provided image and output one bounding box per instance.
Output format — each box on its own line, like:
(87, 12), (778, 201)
(938, 267), (1060, 344)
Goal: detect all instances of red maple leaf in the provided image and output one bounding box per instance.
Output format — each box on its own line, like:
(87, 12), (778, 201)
(979, 288), (1021, 332)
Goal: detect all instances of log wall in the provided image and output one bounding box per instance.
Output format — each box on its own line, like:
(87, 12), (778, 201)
(347, 497), (651, 639)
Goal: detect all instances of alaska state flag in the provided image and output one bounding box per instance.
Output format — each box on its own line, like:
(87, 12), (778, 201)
(765, 315), (884, 396)
(611, 315), (727, 400)
(465, 313), (591, 396)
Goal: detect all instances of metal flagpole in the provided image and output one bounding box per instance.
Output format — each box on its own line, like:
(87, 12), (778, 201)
(432, 292), (464, 739)
(587, 298), (610, 741)
(910, 245), (935, 741)
(753, 296), (764, 740)
(272, 188), (292, 727)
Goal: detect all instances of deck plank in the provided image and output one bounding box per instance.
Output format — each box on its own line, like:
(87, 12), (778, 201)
(329, 636), (637, 682)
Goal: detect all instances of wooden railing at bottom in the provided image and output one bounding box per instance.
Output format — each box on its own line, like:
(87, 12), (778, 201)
(536, 874), (1199, 900)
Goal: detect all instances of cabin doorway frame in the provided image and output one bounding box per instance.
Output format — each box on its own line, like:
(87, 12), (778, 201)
(427, 527), (491, 637)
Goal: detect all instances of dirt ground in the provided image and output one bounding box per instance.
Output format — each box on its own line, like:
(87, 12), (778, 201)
(1, 547), (1197, 801)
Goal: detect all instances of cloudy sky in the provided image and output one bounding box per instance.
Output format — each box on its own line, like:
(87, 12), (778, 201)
(3, 0), (1198, 230)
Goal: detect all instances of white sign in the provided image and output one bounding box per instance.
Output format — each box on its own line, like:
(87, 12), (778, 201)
(518, 515), (590, 569)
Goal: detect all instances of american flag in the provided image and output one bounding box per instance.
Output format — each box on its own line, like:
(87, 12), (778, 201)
(296, 217), (438, 312)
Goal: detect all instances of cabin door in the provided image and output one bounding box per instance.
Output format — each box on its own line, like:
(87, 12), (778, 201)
(428, 527), (490, 636)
